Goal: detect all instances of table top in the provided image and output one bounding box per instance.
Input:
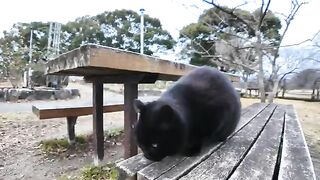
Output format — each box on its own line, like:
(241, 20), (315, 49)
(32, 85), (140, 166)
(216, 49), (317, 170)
(45, 44), (240, 82)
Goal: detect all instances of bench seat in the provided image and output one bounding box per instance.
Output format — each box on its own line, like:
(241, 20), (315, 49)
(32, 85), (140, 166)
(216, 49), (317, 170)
(32, 104), (124, 144)
(116, 103), (316, 180)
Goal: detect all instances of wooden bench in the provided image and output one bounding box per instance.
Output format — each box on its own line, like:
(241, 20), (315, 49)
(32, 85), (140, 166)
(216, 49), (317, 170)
(32, 104), (124, 144)
(116, 103), (316, 180)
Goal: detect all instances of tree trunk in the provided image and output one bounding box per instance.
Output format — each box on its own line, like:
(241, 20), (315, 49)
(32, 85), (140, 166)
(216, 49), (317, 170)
(268, 78), (279, 103)
(282, 88), (286, 98)
(256, 31), (266, 103)
(242, 73), (249, 97)
(281, 79), (287, 98)
(311, 88), (315, 100)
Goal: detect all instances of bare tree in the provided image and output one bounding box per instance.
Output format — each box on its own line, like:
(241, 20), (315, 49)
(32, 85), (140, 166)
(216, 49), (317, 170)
(202, 0), (307, 102)
(267, 48), (307, 100)
(200, 0), (273, 102)
(266, 0), (306, 102)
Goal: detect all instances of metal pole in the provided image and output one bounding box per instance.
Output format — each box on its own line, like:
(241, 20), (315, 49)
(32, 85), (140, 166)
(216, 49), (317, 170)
(27, 28), (33, 88)
(47, 22), (53, 55)
(140, 8), (145, 54)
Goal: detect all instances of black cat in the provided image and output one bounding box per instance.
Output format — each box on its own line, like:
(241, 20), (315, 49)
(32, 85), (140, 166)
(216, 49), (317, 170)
(133, 66), (241, 161)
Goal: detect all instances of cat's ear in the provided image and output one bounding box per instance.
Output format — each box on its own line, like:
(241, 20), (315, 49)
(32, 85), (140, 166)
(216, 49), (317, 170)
(133, 99), (145, 113)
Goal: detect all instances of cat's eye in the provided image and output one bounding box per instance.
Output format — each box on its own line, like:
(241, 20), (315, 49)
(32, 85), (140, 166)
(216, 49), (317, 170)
(151, 143), (158, 148)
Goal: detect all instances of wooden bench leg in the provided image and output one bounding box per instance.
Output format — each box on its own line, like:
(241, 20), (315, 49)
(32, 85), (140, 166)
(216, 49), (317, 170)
(67, 116), (77, 145)
(93, 82), (104, 165)
(124, 83), (138, 159)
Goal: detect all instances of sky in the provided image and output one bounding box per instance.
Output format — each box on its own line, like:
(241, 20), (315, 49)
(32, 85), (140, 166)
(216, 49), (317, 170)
(1, 0), (320, 46)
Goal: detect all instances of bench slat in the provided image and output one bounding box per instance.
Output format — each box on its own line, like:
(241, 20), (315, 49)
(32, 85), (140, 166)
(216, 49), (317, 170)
(116, 103), (267, 180)
(279, 105), (316, 180)
(228, 105), (285, 180)
(32, 104), (124, 119)
(116, 154), (153, 179)
(137, 103), (270, 180)
(179, 104), (277, 180)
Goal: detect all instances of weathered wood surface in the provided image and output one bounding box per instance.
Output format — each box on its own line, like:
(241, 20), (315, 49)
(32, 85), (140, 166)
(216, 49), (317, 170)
(32, 104), (124, 119)
(179, 104), (277, 180)
(279, 105), (316, 180)
(228, 105), (285, 180)
(117, 154), (153, 179)
(45, 44), (240, 82)
(116, 103), (268, 180)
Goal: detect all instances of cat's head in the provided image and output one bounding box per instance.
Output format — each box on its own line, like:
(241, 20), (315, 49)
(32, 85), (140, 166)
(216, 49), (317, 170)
(133, 99), (186, 161)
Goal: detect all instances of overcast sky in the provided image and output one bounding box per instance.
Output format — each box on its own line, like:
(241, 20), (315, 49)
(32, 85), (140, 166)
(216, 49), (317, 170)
(0, 0), (319, 46)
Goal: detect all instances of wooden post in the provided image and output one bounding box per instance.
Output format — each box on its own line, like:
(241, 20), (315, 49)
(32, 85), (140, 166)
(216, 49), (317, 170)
(124, 83), (138, 158)
(67, 116), (77, 145)
(93, 82), (104, 165)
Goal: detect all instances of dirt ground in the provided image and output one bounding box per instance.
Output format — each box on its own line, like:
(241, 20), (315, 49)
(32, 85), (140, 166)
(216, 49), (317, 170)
(0, 84), (319, 179)
(0, 112), (125, 179)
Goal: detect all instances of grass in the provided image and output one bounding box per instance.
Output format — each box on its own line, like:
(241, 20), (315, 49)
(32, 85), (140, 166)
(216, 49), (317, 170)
(39, 135), (89, 156)
(105, 127), (123, 138)
(80, 164), (118, 180)
(39, 128), (124, 157)
(59, 164), (118, 180)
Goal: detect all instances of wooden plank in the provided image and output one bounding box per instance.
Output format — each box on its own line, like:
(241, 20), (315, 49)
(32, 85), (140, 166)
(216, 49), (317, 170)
(228, 105), (285, 180)
(92, 82), (104, 164)
(32, 104), (124, 119)
(124, 83), (138, 158)
(116, 103), (267, 180)
(117, 154), (153, 179)
(137, 103), (269, 180)
(179, 104), (277, 180)
(278, 105), (316, 180)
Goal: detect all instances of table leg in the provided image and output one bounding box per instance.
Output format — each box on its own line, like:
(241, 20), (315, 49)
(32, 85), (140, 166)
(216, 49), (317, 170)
(124, 83), (138, 158)
(93, 82), (104, 165)
(67, 116), (77, 145)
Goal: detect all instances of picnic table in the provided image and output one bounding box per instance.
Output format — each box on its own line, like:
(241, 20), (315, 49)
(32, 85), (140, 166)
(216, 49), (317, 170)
(44, 44), (240, 164)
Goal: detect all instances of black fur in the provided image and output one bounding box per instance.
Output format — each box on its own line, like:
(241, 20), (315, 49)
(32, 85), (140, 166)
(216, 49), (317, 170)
(134, 66), (241, 161)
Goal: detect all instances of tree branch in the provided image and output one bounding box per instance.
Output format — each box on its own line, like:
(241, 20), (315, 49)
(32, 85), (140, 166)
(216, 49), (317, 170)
(258, 0), (271, 29)
(203, 54), (258, 72)
(203, 0), (256, 33)
(179, 31), (211, 56)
